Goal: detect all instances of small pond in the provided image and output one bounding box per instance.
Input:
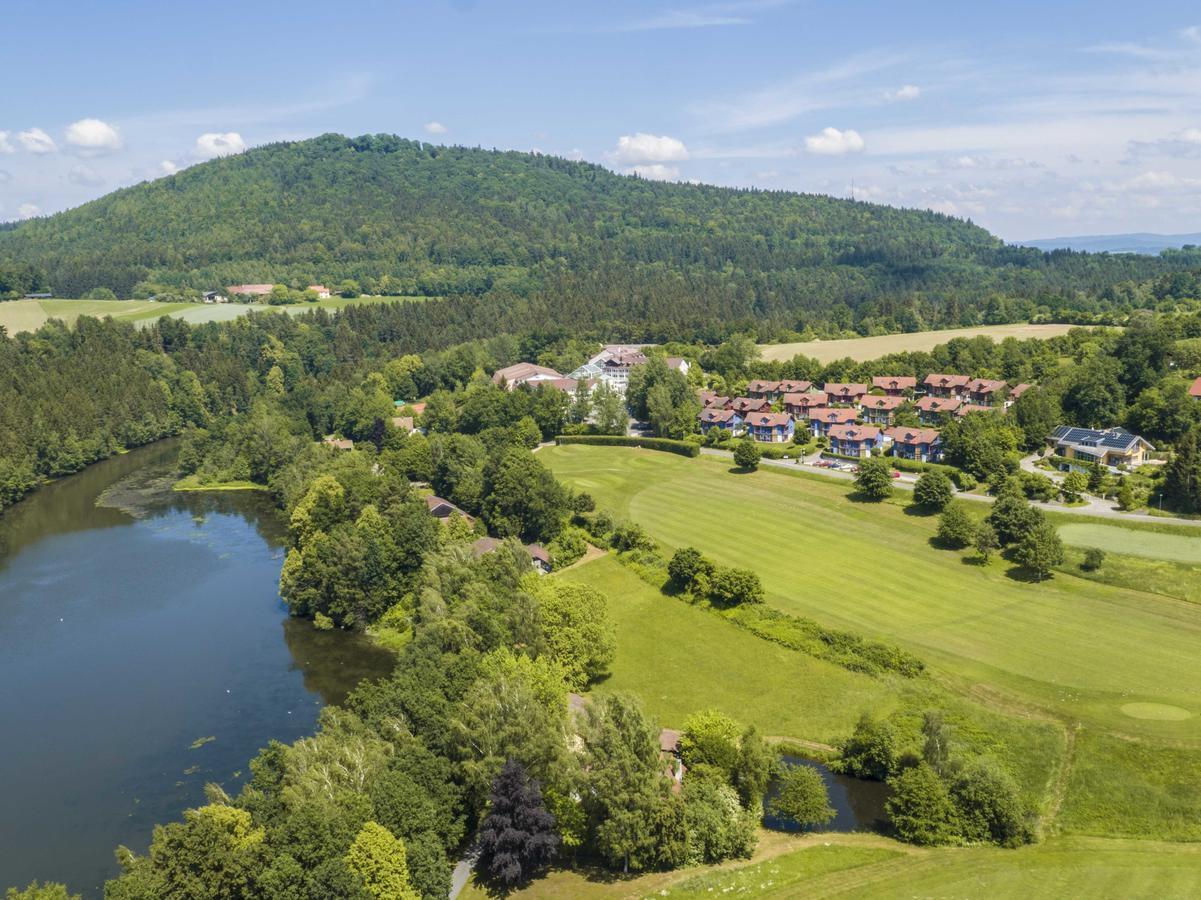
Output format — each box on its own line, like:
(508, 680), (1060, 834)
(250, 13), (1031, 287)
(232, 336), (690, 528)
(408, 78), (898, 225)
(762, 755), (890, 833)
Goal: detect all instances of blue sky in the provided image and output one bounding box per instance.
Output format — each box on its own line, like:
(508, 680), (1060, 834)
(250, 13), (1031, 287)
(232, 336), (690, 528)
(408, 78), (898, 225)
(3, 0), (1200, 239)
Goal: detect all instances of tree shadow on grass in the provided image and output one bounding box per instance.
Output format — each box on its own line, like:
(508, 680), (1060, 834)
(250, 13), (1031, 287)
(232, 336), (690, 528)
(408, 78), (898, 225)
(846, 490), (891, 504)
(903, 503), (938, 517)
(927, 535), (966, 552)
(1003, 565), (1049, 584)
(960, 554), (989, 567)
(727, 466), (756, 475)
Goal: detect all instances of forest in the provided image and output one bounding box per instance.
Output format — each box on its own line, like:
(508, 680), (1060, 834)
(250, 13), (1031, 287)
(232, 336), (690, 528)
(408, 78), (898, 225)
(3, 134), (1201, 340)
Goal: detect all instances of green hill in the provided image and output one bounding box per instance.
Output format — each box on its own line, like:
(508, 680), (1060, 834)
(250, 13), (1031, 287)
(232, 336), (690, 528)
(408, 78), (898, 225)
(1, 133), (1196, 335)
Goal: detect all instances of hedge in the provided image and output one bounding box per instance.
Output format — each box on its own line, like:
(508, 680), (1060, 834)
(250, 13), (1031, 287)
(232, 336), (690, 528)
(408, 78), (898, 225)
(555, 435), (700, 457)
(888, 456), (959, 478)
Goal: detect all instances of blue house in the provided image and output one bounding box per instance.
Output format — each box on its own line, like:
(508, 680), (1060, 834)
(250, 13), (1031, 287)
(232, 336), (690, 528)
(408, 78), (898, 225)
(698, 408), (745, 436)
(886, 427), (943, 463)
(745, 412), (795, 443)
(827, 424), (885, 458)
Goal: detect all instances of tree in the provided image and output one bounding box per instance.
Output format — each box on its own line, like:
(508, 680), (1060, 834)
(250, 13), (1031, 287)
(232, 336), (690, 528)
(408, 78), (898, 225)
(733, 440), (762, 471)
(855, 456), (893, 500)
(936, 503), (976, 549)
(483, 448), (569, 542)
(288, 474), (347, 545)
(476, 760), (559, 886)
(668, 546), (712, 591)
(732, 725), (776, 809)
(1117, 479), (1137, 511)
(580, 693), (667, 873)
(1060, 470), (1088, 503)
(344, 822), (420, 900)
(974, 522), (1000, 562)
(591, 382), (628, 435)
(1081, 547), (1106, 571)
(769, 764), (836, 828)
(835, 713), (898, 781)
(1164, 427), (1201, 513)
(683, 780), (758, 864)
(707, 566), (765, 605)
(1014, 520), (1064, 581)
(886, 763), (962, 846)
(528, 578), (616, 690)
(913, 470), (953, 510)
(679, 709), (742, 778)
(921, 711), (953, 774)
(948, 759), (1031, 847)
(5, 885), (78, 900)
(986, 488), (1044, 545)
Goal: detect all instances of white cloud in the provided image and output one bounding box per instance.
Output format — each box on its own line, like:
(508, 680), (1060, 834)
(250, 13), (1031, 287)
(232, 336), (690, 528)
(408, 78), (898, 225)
(612, 133), (690, 165)
(0, 131), (13, 154)
(1181, 25), (1201, 44)
(160, 160), (180, 176)
(67, 164), (104, 187)
(885, 84), (921, 101)
(18, 128), (57, 154)
(628, 163), (681, 180)
(423, 121), (447, 135)
(195, 132), (247, 158)
(65, 118), (123, 154)
(804, 127), (864, 155)
(18, 203), (41, 219)
(622, 10), (750, 31)
(566, 148), (585, 161)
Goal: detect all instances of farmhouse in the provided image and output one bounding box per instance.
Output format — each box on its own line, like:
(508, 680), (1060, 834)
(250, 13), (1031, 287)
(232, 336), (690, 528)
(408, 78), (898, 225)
(966, 378), (1007, 405)
(745, 412), (795, 443)
(491, 362), (563, 390)
(307, 284), (332, 298)
(887, 427), (943, 463)
(872, 376), (916, 396)
(858, 394), (906, 425)
(807, 407), (858, 436)
(781, 390), (829, 418)
(698, 408), (745, 436)
(827, 423), (885, 458)
(915, 395), (963, 423)
(823, 382), (869, 406)
(1047, 426), (1154, 469)
(923, 374), (970, 398)
(226, 283), (273, 297)
(471, 537), (553, 574)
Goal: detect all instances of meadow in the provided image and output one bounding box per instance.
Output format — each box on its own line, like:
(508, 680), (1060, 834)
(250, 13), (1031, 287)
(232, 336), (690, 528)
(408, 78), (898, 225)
(1058, 522), (1201, 565)
(758, 323), (1084, 363)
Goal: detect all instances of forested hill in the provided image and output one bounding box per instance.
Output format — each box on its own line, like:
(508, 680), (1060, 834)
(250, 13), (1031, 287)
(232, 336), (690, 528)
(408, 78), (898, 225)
(1, 133), (1198, 336)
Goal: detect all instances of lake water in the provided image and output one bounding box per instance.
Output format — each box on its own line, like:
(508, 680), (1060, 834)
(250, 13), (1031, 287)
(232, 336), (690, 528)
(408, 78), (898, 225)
(763, 755), (890, 833)
(0, 443), (396, 896)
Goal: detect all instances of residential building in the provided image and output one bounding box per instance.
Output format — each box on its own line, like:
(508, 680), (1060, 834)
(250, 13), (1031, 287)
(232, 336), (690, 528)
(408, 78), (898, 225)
(1190, 377), (1201, 399)
(664, 357), (691, 375)
(872, 376), (916, 396)
(915, 396), (962, 423)
(887, 427), (943, 463)
(729, 397), (773, 415)
(226, 283), (274, 297)
(858, 394), (906, 425)
(699, 390), (731, 409)
(1046, 426), (1154, 469)
(307, 284), (332, 298)
(745, 412), (795, 443)
(1007, 383), (1033, 407)
(966, 378), (1007, 406)
(425, 495), (467, 519)
(491, 362), (563, 390)
(470, 537), (553, 573)
(698, 408), (745, 436)
(322, 436), (354, 450)
(539, 377), (597, 393)
(823, 382), (869, 406)
(781, 391), (829, 419)
(391, 416), (417, 434)
(777, 379), (814, 394)
(746, 379), (782, 400)
(202, 290), (228, 304)
(827, 423), (885, 458)
(923, 374), (971, 398)
(808, 407), (858, 436)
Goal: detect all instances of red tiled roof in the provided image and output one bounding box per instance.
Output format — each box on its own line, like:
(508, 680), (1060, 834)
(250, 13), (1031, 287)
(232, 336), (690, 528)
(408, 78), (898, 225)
(746, 412), (793, 428)
(886, 426), (941, 444)
(966, 378), (1007, 395)
(777, 380), (814, 393)
(827, 423), (881, 441)
(1009, 383), (1033, 400)
(915, 396), (963, 412)
(955, 403), (996, 417)
(747, 379), (782, 393)
(391, 416), (415, 431)
(923, 374), (971, 388)
(859, 394), (905, 410)
(781, 391), (828, 408)
(492, 362), (563, 385)
(823, 382), (869, 397)
(730, 397), (772, 413)
(699, 408), (740, 424)
(807, 407), (858, 424)
(872, 376), (917, 391)
(1190, 377), (1201, 398)
(226, 283), (273, 295)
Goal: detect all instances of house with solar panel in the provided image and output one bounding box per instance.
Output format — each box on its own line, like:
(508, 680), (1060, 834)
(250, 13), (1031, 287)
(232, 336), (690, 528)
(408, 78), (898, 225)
(1046, 426), (1153, 470)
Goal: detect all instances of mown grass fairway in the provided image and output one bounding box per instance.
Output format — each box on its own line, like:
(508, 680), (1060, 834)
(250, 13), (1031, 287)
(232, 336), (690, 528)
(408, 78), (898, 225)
(1058, 522), (1201, 564)
(545, 445), (1201, 741)
(759, 323), (1083, 363)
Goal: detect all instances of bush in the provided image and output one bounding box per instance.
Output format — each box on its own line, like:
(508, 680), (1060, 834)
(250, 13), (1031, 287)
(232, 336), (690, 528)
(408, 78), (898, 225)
(733, 440), (762, 471)
(948, 759), (1032, 847)
(951, 470), (977, 492)
(548, 525), (589, 570)
(886, 763), (962, 846)
(1081, 547), (1106, 571)
(834, 713), (899, 781)
(913, 471), (953, 510)
(668, 547), (712, 590)
(554, 435), (699, 457)
(937, 503), (976, 549)
(610, 521), (655, 552)
(1060, 471), (1088, 503)
(708, 566), (765, 605)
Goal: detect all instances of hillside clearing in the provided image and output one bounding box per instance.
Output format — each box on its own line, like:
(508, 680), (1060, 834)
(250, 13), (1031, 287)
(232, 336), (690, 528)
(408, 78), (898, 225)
(759, 323), (1085, 363)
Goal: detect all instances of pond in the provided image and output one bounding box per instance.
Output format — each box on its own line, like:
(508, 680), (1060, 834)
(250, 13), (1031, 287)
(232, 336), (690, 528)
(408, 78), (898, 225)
(762, 755), (890, 833)
(0, 442), (396, 897)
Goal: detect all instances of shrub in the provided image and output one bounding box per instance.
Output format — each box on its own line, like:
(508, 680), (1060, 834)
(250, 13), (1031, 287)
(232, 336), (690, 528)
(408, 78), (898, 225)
(834, 713), (898, 781)
(548, 526), (589, 570)
(936, 503), (976, 549)
(733, 440), (762, 471)
(708, 566), (765, 605)
(668, 547), (712, 590)
(951, 470), (977, 492)
(610, 521), (655, 552)
(886, 763), (962, 846)
(948, 759), (1032, 848)
(1081, 547), (1106, 571)
(554, 435), (699, 457)
(913, 471), (953, 510)
(1060, 471), (1088, 503)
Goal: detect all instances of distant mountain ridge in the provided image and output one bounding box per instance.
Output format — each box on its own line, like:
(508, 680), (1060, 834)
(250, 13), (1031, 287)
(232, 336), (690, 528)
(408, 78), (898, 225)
(1020, 232), (1201, 255)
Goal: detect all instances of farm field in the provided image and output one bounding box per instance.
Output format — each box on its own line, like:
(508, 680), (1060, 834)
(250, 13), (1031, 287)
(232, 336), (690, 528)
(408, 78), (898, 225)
(759, 323), (1084, 363)
(0, 295), (428, 334)
(1058, 522), (1201, 564)
(464, 833), (1201, 899)
(543, 445), (1201, 743)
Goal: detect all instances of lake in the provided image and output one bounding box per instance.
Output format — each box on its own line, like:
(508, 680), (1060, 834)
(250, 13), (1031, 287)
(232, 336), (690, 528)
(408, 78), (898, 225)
(763, 755), (890, 833)
(0, 443), (396, 897)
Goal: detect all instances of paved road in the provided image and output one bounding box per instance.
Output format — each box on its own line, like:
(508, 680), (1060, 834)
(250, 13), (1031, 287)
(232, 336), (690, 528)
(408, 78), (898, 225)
(699, 447), (1201, 528)
(449, 853), (476, 899)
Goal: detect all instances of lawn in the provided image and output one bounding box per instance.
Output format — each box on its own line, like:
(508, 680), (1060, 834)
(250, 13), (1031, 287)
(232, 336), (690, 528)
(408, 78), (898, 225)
(758, 323), (1085, 363)
(544, 445), (1201, 741)
(1058, 523), (1201, 564)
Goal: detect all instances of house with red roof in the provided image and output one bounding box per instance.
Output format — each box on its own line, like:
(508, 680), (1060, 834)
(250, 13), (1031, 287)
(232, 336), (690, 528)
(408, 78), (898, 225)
(827, 423), (885, 458)
(746, 379), (783, 400)
(915, 395), (963, 423)
(745, 412), (795, 443)
(491, 362), (563, 390)
(730, 397), (773, 415)
(1190, 377), (1201, 399)
(781, 391), (829, 419)
(823, 382), (869, 406)
(966, 378), (1008, 406)
(807, 407), (858, 436)
(858, 394), (906, 425)
(698, 407), (745, 436)
(872, 376), (917, 396)
(887, 427), (943, 463)
(923, 374), (971, 398)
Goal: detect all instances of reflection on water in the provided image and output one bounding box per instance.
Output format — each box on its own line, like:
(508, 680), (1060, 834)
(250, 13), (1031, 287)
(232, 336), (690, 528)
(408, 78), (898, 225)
(763, 755), (890, 833)
(0, 443), (396, 897)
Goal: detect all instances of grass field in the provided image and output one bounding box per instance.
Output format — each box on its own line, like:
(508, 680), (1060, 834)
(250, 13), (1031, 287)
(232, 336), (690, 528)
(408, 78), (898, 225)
(545, 445), (1201, 741)
(759, 323), (1085, 363)
(0, 295), (429, 334)
(1058, 523), (1201, 564)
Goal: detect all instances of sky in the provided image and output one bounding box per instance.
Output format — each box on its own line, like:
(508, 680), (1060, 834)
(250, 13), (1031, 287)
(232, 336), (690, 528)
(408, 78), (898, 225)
(2, 0), (1200, 240)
